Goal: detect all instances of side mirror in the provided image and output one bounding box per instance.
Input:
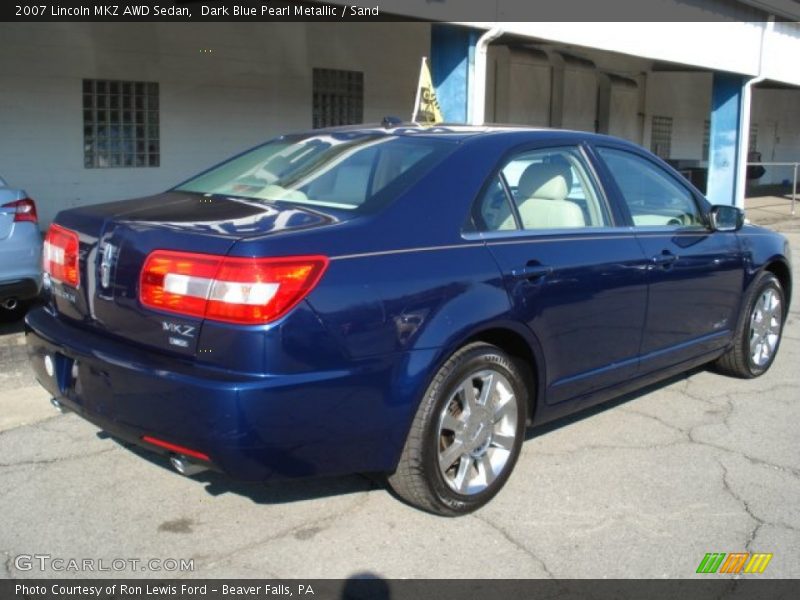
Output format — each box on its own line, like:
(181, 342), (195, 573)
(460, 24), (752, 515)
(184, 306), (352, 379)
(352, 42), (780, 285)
(708, 204), (744, 232)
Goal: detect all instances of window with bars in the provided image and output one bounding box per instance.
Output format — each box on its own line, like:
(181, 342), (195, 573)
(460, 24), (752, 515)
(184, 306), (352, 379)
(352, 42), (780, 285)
(749, 124), (758, 153)
(312, 68), (364, 129)
(83, 79), (159, 168)
(650, 115), (673, 159)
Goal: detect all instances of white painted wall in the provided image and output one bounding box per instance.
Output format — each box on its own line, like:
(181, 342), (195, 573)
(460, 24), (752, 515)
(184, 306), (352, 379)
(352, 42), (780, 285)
(0, 22), (429, 226)
(750, 87), (800, 185)
(486, 46), (551, 126)
(644, 72), (713, 160)
(487, 48), (645, 142)
(608, 83), (641, 142)
(761, 21), (800, 86)
(487, 46), (716, 156)
(475, 21), (770, 82)
(561, 67), (598, 133)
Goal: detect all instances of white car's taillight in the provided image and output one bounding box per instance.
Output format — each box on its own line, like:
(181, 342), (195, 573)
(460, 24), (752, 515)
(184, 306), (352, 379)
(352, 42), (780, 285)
(2, 197), (38, 223)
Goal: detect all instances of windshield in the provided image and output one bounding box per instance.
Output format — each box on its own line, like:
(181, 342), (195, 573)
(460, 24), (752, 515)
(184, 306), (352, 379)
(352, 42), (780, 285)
(175, 132), (455, 211)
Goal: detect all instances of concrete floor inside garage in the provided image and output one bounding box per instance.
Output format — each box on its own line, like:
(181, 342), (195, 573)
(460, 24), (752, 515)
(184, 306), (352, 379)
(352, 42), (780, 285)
(0, 215), (798, 579)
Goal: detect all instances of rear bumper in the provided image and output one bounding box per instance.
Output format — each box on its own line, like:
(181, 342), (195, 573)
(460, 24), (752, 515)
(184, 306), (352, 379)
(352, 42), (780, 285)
(25, 307), (429, 481)
(0, 277), (40, 302)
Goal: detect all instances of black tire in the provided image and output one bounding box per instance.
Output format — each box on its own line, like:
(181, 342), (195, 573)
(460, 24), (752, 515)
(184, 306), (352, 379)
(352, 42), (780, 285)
(714, 272), (785, 378)
(388, 342), (528, 516)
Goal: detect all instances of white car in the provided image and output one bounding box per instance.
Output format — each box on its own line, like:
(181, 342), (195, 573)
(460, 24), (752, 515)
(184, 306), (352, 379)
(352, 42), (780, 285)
(0, 174), (41, 320)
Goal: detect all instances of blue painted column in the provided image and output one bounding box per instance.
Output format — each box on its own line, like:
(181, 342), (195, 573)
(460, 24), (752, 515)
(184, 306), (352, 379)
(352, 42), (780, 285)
(430, 24), (478, 123)
(706, 73), (746, 205)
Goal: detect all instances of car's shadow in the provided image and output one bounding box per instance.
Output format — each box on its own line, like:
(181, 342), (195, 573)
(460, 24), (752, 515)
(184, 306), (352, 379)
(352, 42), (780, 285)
(0, 298), (42, 336)
(100, 366), (705, 507)
(524, 367), (702, 441)
(105, 433), (384, 504)
(0, 318), (25, 336)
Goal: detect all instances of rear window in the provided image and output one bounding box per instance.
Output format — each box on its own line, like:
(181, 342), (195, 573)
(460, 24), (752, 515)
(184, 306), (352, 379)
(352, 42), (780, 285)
(175, 132), (454, 211)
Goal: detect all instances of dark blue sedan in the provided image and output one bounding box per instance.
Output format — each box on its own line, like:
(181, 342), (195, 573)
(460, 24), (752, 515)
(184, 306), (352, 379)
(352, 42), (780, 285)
(26, 125), (791, 515)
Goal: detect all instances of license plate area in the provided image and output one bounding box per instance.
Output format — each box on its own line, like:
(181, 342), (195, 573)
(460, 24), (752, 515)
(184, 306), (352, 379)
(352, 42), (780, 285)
(44, 351), (76, 396)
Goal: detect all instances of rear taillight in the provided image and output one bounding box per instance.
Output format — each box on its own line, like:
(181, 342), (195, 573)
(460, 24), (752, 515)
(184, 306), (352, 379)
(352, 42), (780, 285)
(2, 198), (38, 223)
(140, 250), (329, 325)
(43, 224), (80, 288)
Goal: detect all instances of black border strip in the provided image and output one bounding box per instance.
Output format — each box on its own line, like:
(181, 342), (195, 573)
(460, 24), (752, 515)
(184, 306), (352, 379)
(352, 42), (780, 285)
(4, 579), (800, 600)
(2, 0), (795, 23)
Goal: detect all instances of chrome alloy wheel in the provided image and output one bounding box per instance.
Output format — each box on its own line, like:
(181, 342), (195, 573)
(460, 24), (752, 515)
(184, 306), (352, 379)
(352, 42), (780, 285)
(437, 369), (519, 495)
(749, 287), (783, 368)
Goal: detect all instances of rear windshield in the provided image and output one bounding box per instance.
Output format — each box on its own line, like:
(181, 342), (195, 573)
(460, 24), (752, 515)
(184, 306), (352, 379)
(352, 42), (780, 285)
(175, 132), (455, 211)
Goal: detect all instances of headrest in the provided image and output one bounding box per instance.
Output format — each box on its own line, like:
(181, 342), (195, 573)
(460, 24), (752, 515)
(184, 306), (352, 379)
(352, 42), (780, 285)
(518, 159), (573, 201)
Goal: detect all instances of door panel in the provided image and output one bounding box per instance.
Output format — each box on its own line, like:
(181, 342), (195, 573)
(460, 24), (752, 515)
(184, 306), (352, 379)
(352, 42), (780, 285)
(634, 230), (744, 372)
(487, 233), (649, 403)
(470, 144), (649, 404)
(593, 145), (746, 372)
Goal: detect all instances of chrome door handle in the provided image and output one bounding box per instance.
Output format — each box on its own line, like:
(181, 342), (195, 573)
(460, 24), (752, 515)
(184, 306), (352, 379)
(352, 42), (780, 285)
(652, 250), (678, 268)
(511, 263), (553, 281)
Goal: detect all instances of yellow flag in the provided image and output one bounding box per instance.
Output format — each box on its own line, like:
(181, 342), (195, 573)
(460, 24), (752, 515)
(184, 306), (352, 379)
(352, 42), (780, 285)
(412, 57), (444, 125)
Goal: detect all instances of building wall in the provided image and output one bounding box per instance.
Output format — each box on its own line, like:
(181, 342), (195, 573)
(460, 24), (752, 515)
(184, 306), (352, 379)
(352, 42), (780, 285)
(561, 66), (598, 133)
(486, 46), (551, 126)
(485, 48), (641, 141)
(0, 22), (429, 225)
(476, 21), (770, 83)
(644, 72), (713, 161)
(487, 46), (718, 158)
(761, 21), (800, 86)
(750, 87), (800, 185)
(607, 82), (642, 142)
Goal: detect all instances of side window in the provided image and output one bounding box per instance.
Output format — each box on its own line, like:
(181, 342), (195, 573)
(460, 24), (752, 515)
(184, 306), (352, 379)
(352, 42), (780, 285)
(501, 148), (609, 230)
(597, 147), (703, 227)
(474, 176), (517, 231)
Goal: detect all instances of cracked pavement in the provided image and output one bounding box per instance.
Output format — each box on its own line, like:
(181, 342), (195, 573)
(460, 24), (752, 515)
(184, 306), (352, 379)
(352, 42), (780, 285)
(0, 231), (797, 579)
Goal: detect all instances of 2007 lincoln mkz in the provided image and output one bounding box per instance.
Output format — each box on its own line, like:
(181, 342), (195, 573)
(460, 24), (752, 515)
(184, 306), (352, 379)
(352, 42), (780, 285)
(26, 125), (791, 515)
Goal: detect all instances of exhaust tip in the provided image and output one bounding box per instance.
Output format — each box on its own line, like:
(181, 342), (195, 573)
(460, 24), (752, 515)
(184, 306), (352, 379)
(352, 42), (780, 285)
(169, 455), (207, 477)
(1, 297), (18, 311)
(50, 397), (69, 414)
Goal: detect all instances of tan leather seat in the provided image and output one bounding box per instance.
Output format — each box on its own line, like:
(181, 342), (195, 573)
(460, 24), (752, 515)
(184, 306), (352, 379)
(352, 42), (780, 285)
(511, 161), (585, 229)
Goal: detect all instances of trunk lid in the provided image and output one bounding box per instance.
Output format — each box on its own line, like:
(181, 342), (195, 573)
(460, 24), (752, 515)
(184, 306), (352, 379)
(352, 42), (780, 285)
(49, 191), (338, 356)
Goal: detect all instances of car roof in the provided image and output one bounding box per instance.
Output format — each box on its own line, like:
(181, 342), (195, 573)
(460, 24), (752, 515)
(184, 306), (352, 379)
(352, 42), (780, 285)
(292, 122), (638, 149)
